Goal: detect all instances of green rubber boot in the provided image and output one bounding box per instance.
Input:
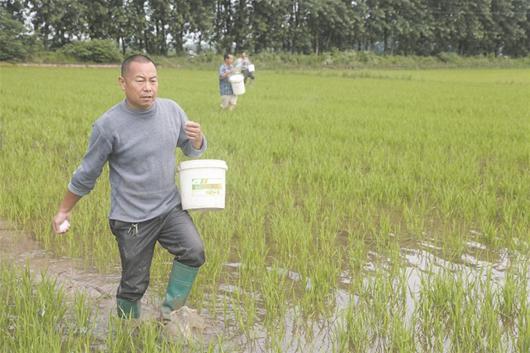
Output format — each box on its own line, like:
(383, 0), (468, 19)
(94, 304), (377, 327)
(161, 261), (199, 321)
(117, 298), (141, 319)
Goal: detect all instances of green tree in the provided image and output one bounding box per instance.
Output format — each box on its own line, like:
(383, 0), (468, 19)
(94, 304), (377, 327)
(0, 7), (28, 60)
(456, 0), (493, 55)
(168, 0), (190, 54)
(214, 0), (235, 52)
(232, 0), (250, 51)
(286, 0), (312, 53)
(188, 0), (216, 53)
(490, 0), (529, 56)
(107, 0), (131, 54)
(8, 0), (530, 57)
(350, 0), (370, 51)
(26, 0), (86, 49)
(303, 0), (353, 53)
(148, 0), (171, 54)
(393, 0), (434, 55)
(249, 0), (289, 52)
(2, 0), (25, 21)
(82, 0), (113, 40)
(124, 0), (149, 52)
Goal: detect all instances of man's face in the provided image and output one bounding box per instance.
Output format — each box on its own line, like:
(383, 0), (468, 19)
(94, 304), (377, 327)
(119, 61), (158, 110)
(225, 55), (234, 65)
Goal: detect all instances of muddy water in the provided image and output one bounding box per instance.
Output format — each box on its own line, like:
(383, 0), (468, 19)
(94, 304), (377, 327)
(1, 219), (527, 352)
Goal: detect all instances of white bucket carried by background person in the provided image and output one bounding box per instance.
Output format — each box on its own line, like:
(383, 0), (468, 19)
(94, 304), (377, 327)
(228, 74), (245, 95)
(178, 159), (228, 211)
(248, 64), (255, 73)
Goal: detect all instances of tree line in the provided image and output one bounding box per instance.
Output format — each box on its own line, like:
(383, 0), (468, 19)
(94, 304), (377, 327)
(2, 0), (530, 58)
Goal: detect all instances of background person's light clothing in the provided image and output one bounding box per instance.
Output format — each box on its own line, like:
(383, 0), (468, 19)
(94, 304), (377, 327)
(235, 58), (250, 70)
(220, 95), (238, 109)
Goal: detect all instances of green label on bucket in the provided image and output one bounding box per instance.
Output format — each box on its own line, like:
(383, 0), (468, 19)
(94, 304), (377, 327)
(191, 178), (223, 196)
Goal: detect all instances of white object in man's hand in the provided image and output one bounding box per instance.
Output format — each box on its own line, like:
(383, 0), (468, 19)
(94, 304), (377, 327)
(52, 211), (71, 234)
(58, 220), (70, 233)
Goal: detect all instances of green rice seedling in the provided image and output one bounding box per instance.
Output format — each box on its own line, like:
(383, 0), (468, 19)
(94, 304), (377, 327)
(0, 264), (94, 352)
(500, 264), (519, 325)
(261, 263), (290, 332)
(70, 292), (92, 346)
(389, 313), (416, 353)
(1, 66), (529, 351)
(415, 268), (465, 351)
(479, 271), (504, 353)
(516, 298), (529, 353)
(333, 302), (370, 353)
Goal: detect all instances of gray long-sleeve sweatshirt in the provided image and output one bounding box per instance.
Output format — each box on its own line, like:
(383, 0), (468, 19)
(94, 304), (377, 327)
(68, 98), (207, 222)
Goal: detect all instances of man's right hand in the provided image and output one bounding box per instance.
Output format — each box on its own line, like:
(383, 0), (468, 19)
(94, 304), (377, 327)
(52, 190), (81, 234)
(52, 211), (70, 234)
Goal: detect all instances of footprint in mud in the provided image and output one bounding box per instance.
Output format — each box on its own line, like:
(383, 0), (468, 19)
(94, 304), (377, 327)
(164, 306), (208, 341)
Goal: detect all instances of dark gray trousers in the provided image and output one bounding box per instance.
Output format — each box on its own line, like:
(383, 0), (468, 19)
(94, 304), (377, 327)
(109, 205), (205, 302)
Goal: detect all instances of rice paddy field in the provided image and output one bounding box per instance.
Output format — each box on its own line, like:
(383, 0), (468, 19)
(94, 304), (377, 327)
(1, 66), (529, 352)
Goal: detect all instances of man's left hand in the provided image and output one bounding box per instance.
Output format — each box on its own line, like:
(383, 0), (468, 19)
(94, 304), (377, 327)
(185, 121), (203, 149)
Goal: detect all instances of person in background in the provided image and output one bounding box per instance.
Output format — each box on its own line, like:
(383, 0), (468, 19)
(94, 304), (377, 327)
(236, 52), (255, 84)
(219, 53), (237, 111)
(52, 54), (207, 323)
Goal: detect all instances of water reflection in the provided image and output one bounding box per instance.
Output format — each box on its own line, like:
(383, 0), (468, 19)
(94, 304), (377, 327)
(216, 236), (529, 352)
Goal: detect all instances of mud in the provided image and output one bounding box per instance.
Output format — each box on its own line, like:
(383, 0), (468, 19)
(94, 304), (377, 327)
(0, 219), (211, 343)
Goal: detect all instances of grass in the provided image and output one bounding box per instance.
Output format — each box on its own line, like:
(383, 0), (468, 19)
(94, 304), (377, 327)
(0, 263), (221, 352)
(0, 263), (91, 352)
(0, 66), (529, 352)
(14, 50), (530, 70)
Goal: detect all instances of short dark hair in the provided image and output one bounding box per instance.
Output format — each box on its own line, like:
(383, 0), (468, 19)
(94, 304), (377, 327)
(121, 54), (155, 77)
(224, 53), (232, 61)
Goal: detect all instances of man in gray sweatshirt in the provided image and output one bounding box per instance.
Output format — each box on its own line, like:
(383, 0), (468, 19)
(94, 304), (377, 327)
(52, 54), (207, 321)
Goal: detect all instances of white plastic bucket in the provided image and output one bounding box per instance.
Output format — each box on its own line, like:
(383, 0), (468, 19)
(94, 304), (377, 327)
(229, 74), (245, 95)
(248, 64), (255, 73)
(178, 159), (228, 211)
